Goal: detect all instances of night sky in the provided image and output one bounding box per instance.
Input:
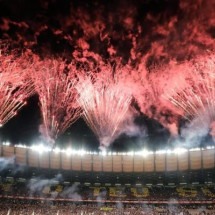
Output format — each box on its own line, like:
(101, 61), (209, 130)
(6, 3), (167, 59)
(0, 0), (215, 151)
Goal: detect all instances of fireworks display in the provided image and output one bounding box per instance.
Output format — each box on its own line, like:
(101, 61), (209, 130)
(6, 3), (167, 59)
(166, 55), (215, 134)
(0, 0), (215, 149)
(31, 59), (82, 145)
(76, 64), (132, 149)
(0, 51), (34, 127)
(1, 2), (215, 213)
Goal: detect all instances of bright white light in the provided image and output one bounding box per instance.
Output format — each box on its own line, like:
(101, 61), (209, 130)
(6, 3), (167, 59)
(15, 144), (26, 148)
(206, 146), (215, 150)
(134, 151), (140, 155)
(189, 148), (200, 151)
(78, 149), (86, 156)
(4, 142), (215, 156)
(3, 141), (10, 146)
(31, 143), (51, 153)
(101, 150), (107, 156)
(142, 149), (148, 154)
(155, 150), (166, 154)
(127, 151), (134, 156)
(66, 148), (72, 156)
(140, 149), (153, 157)
(54, 147), (61, 154)
(166, 149), (172, 154)
(65, 148), (87, 156)
(173, 148), (187, 154)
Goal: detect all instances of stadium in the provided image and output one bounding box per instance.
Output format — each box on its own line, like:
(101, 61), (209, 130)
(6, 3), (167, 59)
(0, 143), (214, 214)
(0, 0), (215, 214)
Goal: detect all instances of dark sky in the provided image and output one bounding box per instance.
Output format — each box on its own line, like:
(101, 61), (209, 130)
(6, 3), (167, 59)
(0, 0), (215, 151)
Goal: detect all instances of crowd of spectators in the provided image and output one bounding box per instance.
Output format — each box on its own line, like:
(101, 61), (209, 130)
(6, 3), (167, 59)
(0, 178), (215, 214)
(0, 199), (215, 215)
(0, 178), (215, 202)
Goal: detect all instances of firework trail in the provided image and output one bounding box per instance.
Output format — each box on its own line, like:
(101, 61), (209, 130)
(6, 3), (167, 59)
(32, 58), (82, 145)
(0, 50), (34, 127)
(76, 63), (133, 150)
(166, 54), (215, 138)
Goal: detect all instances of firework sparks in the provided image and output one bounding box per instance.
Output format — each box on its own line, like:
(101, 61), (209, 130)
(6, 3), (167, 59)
(166, 54), (215, 135)
(0, 50), (34, 126)
(32, 58), (82, 145)
(76, 64), (133, 150)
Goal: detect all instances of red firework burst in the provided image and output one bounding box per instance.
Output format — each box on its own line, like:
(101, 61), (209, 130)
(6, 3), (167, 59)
(0, 49), (34, 126)
(76, 63), (133, 150)
(165, 54), (215, 135)
(31, 58), (82, 145)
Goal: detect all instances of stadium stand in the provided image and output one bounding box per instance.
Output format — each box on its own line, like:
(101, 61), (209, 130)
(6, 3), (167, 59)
(0, 145), (215, 214)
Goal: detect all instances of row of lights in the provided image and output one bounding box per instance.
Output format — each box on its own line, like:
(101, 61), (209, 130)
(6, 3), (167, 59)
(1, 142), (214, 157)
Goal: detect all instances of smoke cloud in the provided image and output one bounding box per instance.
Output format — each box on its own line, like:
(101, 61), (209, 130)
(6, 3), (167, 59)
(60, 183), (82, 200)
(28, 174), (63, 197)
(0, 157), (14, 172)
